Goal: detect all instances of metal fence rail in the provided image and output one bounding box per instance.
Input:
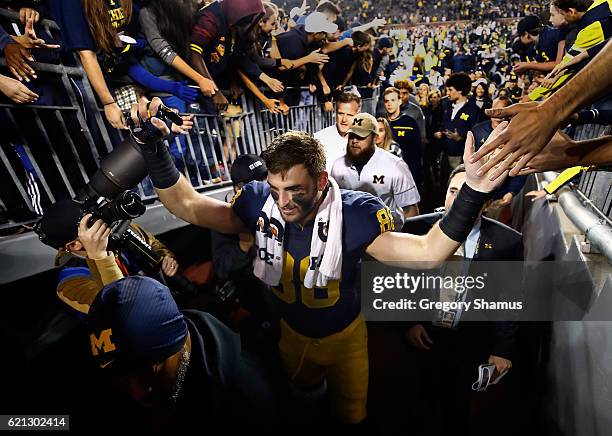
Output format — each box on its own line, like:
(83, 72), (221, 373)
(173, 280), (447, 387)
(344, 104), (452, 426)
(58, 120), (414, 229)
(0, 8), (384, 231)
(573, 123), (612, 222)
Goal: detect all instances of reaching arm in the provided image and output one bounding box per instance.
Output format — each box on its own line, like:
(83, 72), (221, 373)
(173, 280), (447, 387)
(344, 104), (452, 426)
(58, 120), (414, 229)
(368, 127), (511, 264)
(366, 220), (461, 265)
(154, 175), (246, 233)
(471, 39), (612, 178)
(238, 70), (284, 113)
(517, 131), (612, 175)
(129, 97), (246, 233)
(321, 38), (352, 54)
(78, 49), (126, 129)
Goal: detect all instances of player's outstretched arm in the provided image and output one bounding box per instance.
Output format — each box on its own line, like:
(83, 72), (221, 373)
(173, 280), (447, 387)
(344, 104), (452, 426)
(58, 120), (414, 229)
(471, 39), (612, 179)
(130, 97), (246, 234)
(366, 126), (510, 264)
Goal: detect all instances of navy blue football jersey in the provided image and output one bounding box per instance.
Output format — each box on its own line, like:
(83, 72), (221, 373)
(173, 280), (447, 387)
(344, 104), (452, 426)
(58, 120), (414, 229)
(231, 181), (392, 338)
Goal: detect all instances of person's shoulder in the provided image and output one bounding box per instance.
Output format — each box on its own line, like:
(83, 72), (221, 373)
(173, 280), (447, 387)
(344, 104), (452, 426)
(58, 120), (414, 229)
(196, 1), (221, 22)
(341, 190), (392, 241)
(314, 124), (335, 139)
(464, 99), (480, 111)
(331, 154), (348, 172)
(376, 147), (403, 166)
(401, 113), (419, 125)
(341, 189), (386, 215)
(235, 180), (269, 201)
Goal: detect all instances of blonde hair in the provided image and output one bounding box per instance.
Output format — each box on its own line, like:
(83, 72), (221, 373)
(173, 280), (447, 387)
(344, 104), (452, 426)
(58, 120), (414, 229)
(376, 117), (393, 151)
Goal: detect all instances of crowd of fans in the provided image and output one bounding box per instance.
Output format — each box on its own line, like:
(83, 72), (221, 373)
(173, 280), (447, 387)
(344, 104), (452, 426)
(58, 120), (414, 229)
(1, 0), (612, 433)
(278, 0), (551, 25)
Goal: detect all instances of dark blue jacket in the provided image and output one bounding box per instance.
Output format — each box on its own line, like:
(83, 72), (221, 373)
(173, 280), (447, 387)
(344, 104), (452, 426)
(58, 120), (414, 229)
(439, 99), (481, 156)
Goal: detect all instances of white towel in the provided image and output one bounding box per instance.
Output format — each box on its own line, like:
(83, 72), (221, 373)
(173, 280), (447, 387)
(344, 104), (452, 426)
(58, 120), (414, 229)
(253, 177), (344, 288)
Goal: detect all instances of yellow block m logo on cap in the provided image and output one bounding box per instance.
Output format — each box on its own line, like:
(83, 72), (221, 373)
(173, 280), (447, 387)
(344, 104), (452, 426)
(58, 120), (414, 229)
(90, 329), (116, 356)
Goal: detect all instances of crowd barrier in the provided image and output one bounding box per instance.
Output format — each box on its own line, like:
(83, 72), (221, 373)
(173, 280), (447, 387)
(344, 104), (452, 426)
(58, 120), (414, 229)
(0, 8), (380, 232)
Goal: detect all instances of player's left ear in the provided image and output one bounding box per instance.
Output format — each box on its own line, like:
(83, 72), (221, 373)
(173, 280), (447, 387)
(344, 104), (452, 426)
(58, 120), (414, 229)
(318, 171), (329, 192)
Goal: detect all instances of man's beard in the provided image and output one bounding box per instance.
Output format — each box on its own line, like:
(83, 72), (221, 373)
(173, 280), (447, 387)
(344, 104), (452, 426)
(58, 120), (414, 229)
(167, 348), (190, 408)
(347, 142), (374, 164)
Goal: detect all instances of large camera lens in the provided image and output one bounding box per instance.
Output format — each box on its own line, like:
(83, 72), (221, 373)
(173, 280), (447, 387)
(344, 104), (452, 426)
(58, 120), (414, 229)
(99, 191), (146, 224)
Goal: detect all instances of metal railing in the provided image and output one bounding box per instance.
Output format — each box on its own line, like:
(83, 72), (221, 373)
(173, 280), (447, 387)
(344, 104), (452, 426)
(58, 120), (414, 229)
(573, 123), (612, 222)
(547, 121), (612, 262)
(0, 7), (381, 232)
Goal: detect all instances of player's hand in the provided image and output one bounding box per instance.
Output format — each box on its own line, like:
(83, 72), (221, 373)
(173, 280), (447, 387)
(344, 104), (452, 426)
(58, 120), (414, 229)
(464, 124), (511, 193)
(161, 256), (179, 277)
(78, 214), (111, 260)
(405, 324), (433, 351)
(470, 101), (558, 180)
(129, 96), (171, 141)
(488, 355), (512, 382)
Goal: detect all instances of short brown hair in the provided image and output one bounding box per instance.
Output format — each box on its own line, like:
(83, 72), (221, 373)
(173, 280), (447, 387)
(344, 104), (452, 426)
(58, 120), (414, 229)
(336, 92), (362, 107)
(448, 164), (466, 187)
(262, 131), (326, 179)
(394, 80), (415, 93)
(383, 86), (401, 99)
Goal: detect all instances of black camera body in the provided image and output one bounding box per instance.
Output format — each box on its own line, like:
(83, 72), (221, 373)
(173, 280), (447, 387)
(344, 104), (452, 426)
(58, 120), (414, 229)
(82, 190), (146, 228)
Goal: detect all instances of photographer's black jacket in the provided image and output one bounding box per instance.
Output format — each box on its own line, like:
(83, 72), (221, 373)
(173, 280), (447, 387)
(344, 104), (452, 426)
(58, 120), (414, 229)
(170, 310), (278, 432)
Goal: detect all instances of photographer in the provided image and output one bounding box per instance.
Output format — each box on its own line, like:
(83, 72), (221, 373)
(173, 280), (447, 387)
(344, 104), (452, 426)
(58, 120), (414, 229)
(36, 199), (179, 317)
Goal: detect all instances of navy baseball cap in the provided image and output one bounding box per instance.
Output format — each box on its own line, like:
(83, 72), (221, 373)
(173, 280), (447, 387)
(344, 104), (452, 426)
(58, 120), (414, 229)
(87, 276), (188, 373)
(35, 199), (83, 249)
(231, 154), (268, 185)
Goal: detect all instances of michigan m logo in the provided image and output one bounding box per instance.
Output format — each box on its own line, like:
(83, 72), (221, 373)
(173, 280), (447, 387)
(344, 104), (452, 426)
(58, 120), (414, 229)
(373, 174), (385, 184)
(90, 329), (116, 356)
(353, 118), (363, 126)
(460, 113), (470, 121)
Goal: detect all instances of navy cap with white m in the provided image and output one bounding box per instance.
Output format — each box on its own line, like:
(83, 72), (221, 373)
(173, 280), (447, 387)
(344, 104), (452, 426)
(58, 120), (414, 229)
(87, 276), (188, 372)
